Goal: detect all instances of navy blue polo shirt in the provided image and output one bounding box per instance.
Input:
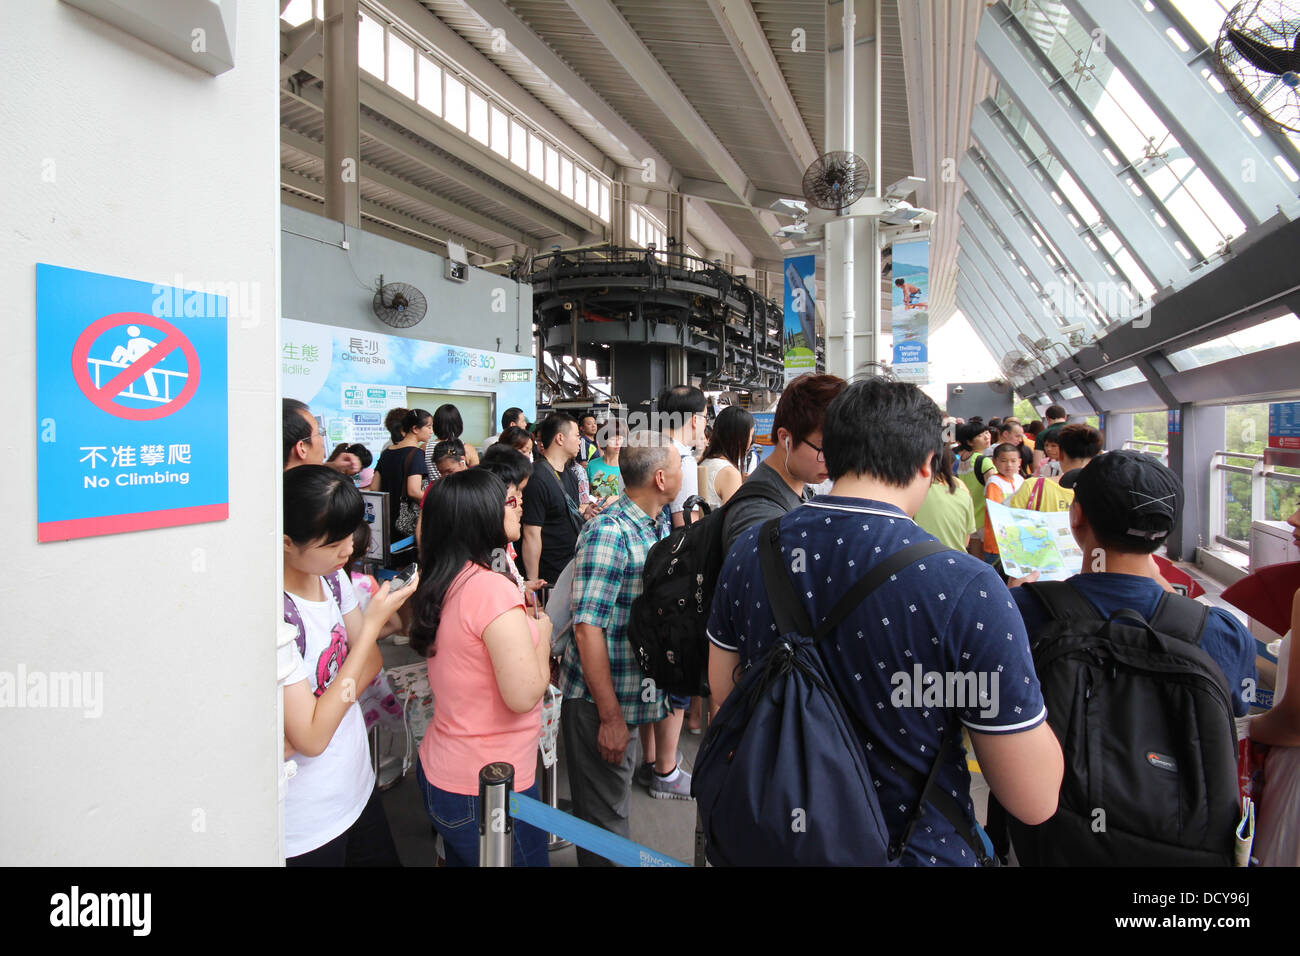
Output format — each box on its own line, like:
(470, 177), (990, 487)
(1012, 573), (1257, 717)
(706, 496), (1046, 867)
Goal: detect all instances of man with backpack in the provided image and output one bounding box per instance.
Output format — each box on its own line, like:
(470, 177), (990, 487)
(657, 385), (708, 529)
(558, 432), (686, 863)
(1005, 450), (1256, 865)
(699, 379), (1063, 865)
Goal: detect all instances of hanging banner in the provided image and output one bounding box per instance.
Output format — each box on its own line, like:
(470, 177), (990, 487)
(1266, 401), (1300, 468)
(783, 254), (817, 383)
(891, 238), (929, 384)
(36, 263), (229, 543)
(281, 318), (536, 464)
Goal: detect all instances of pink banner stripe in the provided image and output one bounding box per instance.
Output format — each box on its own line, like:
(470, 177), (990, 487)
(38, 503), (228, 542)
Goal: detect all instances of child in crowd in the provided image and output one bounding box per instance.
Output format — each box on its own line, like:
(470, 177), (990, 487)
(430, 440), (467, 479)
(348, 443), (375, 489)
(346, 522), (407, 731)
(981, 442), (1026, 574)
(281, 465), (418, 866)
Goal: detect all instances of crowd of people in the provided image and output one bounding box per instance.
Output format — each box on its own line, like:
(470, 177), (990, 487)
(278, 383), (1300, 868)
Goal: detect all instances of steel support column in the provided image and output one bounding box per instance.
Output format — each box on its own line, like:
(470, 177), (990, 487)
(1167, 403), (1224, 561)
(323, 0), (360, 228)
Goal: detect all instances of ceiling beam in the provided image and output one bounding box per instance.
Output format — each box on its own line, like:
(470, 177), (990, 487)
(281, 127), (538, 247)
(280, 18), (323, 81)
(677, 177), (792, 211)
(455, 0), (677, 184)
(282, 187), (442, 257)
(684, 196), (755, 269)
(284, 77), (587, 242)
(704, 0), (819, 172)
(1019, 215), (1300, 397)
(281, 166), (498, 259)
(378, 0), (607, 171)
(559, 0), (785, 249)
(562, 0), (753, 206)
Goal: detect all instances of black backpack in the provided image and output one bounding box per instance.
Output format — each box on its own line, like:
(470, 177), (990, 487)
(972, 453), (990, 487)
(1004, 581), (1239, 867)
(691, 519), (993, 866)
(627, 481), (787, 697)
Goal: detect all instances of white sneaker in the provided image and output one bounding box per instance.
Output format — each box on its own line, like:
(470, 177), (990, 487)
(648, 766), (694, 801)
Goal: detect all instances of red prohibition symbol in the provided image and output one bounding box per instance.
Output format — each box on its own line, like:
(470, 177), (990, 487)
(70, 312), (202, 421)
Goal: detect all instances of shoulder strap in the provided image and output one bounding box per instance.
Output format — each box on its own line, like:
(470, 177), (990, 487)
(283, 592), (306, 657)
(1028, 477), (1046, 511)
(1147, 591), (1210, 648)
(758, 518), (952, 641)
(813, 540), (950, 642)
(325, 571), (344, 607)
(757, 518), (814, 637)
(1023, 580), (1101, 623)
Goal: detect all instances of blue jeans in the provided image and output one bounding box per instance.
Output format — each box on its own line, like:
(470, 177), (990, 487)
(416, 762), (550, 867)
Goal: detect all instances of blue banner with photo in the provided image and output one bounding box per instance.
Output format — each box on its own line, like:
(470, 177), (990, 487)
(890, 238), (929, 384)
(783, 255), (817, 384)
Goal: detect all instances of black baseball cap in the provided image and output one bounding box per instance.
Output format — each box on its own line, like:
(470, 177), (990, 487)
(1072, 450), (1182, 547)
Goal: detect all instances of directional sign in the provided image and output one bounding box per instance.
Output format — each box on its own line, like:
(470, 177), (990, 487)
(36, 264), (228, 542)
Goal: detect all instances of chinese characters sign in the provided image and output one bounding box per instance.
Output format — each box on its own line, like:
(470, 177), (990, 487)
(1267, 402), (1300, 468)
(281, 318), (535, 464)
(36, 264), (228, 542)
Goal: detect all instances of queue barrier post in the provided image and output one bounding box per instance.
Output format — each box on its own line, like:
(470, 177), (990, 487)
(478, 762), (514, 867)
(540, 757), (572, 851)
(477, 762), (690, 867)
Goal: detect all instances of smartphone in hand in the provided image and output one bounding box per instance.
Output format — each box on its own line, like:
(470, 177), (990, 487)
(389, 562), (419, 591)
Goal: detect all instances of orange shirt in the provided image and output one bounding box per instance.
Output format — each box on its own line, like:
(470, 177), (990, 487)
(982, 474), (1024, 553)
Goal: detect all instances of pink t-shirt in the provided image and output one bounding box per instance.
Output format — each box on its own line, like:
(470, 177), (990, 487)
(419, 564), (542, 794)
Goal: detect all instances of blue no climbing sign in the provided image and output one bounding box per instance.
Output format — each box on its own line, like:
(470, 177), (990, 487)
(35, 263), (229, 542)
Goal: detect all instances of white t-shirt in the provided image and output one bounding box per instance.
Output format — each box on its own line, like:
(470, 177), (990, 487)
(283, 570), (375, 858)
(986, 473), (1024, 498)
(670, 437), (699, 515)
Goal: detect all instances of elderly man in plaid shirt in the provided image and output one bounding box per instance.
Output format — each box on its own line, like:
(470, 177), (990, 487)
(558, 431), (684, 865)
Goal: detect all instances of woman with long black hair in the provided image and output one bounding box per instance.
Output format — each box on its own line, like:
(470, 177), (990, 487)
(408, 468), (553, 866)
(698, 405), (754, 508)
(371, 407), (431, 544)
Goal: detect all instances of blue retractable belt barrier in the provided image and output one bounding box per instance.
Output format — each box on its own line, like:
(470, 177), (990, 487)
(508, 792), (688, 867)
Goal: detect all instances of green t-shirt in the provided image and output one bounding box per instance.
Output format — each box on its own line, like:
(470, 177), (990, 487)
(914, 479), (978, 552)
(587, 457), (623, 500)
(955, 452), (996, 529)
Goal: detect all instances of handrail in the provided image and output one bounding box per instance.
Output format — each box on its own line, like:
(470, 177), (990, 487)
(1212, 450), (1264, 462)
(1207, 446), (1300, 552)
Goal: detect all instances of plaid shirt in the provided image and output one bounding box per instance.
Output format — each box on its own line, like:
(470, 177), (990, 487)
(558, 493), (671, 725)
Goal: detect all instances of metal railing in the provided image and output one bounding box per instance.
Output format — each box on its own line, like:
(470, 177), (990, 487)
(1208, 450), (1300, 554)
(1122, 439), (1168, 462)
